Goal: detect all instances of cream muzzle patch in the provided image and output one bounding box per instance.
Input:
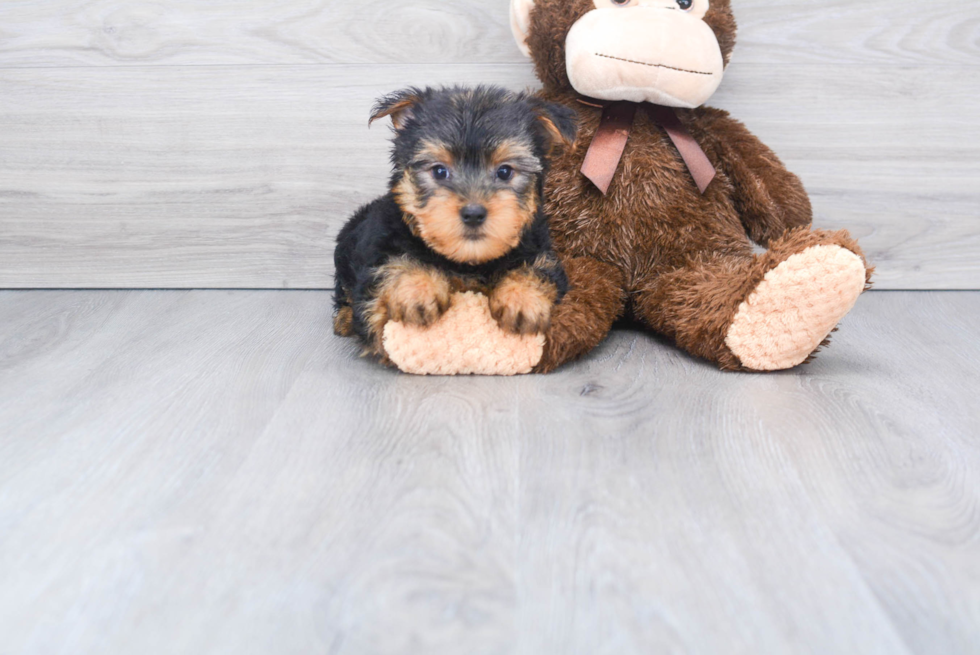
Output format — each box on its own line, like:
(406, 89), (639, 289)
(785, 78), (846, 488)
(565, 5), (724, 109)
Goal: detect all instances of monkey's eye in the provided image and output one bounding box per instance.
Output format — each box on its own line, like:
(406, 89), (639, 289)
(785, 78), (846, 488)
(611, 0), (632, 6)
(496, 165), (515, 182)
(676, 0), (693, 9)
(432, 165), (450, 181)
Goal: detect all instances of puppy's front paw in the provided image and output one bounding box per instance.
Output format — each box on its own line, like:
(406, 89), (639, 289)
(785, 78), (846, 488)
(490, 272), (557, 335)
(385, 268), (451, 328)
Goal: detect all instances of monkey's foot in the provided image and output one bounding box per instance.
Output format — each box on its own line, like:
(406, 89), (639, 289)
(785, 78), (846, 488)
(725, 245), (867, 371)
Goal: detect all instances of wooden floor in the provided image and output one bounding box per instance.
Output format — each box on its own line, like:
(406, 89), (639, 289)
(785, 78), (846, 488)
(1, 289), (978, 654)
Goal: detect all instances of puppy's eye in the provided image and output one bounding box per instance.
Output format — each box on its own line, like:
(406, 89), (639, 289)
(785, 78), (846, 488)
(675, 0), (693, 9)
(496, 165), (515, 182)
(432, 165), (450, 181)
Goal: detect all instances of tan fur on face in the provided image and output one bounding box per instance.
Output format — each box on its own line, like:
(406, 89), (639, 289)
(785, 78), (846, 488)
(416, 141), (455, 167)
(396, 175), (537, 265)
(361, 257), (451, 353)
(392, 173), (424, 237)
(491, 140), (541, 171)
(475, 190), (537, 261)
(490, 266), (559, 335)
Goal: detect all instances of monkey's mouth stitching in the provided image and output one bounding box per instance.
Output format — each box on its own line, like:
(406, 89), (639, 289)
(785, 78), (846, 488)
(594, 53), (712, 76)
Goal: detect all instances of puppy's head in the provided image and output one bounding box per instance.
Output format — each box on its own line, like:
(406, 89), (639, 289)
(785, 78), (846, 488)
(371, 86), (577, 265)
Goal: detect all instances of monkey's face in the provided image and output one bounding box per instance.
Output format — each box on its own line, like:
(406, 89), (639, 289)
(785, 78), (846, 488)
(567, 0), (723, 108)
(512, 0), (736, 108)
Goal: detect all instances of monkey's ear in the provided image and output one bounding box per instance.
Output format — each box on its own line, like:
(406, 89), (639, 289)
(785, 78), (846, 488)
(510, 0), (536, 58)
(369, 88), (424, 130)
(531, 99), (579, 150)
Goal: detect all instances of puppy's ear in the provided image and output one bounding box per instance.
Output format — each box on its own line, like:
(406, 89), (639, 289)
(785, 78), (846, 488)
(530, 99), (579, 151)
(369, 88), (424, 130)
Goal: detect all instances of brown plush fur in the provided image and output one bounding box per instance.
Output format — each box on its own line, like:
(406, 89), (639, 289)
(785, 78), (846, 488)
(526, 0), (871, 373)
(537, 256), (627, 370)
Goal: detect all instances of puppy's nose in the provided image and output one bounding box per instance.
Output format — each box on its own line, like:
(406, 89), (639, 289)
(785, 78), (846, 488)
(460, 204), (488, 227)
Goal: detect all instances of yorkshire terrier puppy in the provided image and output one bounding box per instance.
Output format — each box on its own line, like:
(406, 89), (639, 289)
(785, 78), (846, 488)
(333, 85), (577, 360)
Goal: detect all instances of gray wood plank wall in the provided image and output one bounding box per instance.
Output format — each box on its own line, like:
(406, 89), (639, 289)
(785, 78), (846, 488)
(1, 0), (978, 290)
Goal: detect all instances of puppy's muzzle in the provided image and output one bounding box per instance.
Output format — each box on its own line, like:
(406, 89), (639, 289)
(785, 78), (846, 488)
(460, 204), (487, 228)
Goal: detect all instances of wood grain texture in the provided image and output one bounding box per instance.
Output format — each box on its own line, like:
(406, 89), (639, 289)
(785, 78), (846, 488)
(515, 291), (980, 654)
(0, 65), (536, 289)
(0, 0), (977, 289)
(1, 63), (977, 289)
(0, 0), (976, 67)
(0, 290), (978, 653)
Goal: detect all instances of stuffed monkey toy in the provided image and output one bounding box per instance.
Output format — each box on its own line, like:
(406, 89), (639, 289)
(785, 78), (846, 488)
(378, 0), (871, 375)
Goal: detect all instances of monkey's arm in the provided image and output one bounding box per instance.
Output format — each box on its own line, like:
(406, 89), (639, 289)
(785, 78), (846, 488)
(693, 108), (813, 246)
(533, 255), (626, 373)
